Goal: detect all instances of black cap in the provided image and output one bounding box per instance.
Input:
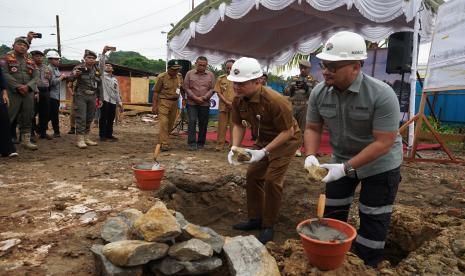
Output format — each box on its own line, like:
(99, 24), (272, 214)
(30, 50), (44, 56)
(167, 59), (182, 69)
(84, 49), (97, 58)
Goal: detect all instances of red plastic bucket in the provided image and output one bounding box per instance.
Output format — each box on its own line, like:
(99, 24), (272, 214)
(296, 218), (357, 270)
(132, 165), (165, 190)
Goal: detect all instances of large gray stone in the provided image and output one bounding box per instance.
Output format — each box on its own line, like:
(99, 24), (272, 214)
(133, 200), (181, 242)
(117, 209), (143, 229)
(91, 244), (143, 276)
(182, 223), (224, 254)
(168, 238), (213, 261)
(180, 257), (223, 275)
(101, 217), (132, 243)
(149, 257), (185, 275)
(150, 256), (223, 275)
(176, 212), (189, 229)
(102, 240), (168, 267)
(223, 235), (280, 276)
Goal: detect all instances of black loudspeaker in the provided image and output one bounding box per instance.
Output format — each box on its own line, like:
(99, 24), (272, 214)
(176, 59), (192, 78)
(386, 32), (414, 74)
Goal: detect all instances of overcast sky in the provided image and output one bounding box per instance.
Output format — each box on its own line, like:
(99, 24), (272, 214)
(0, 0), (431, 74)
(0, 0), (203, 61)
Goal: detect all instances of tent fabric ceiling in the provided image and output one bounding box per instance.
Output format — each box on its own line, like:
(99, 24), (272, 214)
(168, 0), (436, 66)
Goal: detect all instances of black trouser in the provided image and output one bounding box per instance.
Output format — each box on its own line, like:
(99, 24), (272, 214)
(99, 101), (116, 138)
(187, 104), (209, 146)
(324, 167), (401, 267)
(49, 98), (60, 134)
(0, 103), (16, 156)
(32, 87), (51, 136)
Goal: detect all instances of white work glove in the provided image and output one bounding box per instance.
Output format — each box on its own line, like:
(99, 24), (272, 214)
(244, 148), (266, 163)
(304, 155), (320, 169)
(227, 146), (241, 166)
(320, 163), (346, 183)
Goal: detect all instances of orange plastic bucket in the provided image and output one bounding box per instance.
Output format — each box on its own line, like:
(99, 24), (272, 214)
(297, 218), (357, 270)
(132, 164), (165, 190)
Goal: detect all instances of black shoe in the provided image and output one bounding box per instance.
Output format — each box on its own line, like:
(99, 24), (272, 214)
(258, 227), (274, 244)
(197, 144), (205, 150)
(40, 133), (53, 140)
(188, 144), (197, 151)
(106, 136), (118, 142)
(99, 137), (107, 142)
(53, 132), (61, 138)
(68, 128), (75, 135)
(232, 219), (262, 231)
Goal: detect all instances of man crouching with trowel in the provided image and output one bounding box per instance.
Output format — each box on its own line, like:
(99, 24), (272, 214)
(226, 57), (301, 244)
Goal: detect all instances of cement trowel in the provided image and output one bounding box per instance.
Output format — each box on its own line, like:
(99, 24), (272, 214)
(151, 144), (161, 170)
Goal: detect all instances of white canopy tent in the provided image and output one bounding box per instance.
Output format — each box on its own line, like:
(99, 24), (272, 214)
(167, 0), (440, 149)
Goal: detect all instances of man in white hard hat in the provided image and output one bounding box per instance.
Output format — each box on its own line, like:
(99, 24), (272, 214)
(47, 50), (66, 138)
(227, 57), (301, 244)
(303, 31), (402, 267)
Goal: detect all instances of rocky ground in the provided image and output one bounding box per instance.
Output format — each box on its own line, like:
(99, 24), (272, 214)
(0, 114), (464, 275)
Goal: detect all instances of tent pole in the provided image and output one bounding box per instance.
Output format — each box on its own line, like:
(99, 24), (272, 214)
(407, 14), (420, 156)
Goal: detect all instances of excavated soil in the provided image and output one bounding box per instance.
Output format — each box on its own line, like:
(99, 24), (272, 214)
(1, 114), (464, 275)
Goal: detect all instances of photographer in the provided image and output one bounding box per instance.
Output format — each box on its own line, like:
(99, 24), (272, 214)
(284, 60), (318, 156)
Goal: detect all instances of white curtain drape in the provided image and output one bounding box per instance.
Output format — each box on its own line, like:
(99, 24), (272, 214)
(168, 0), (436, 65)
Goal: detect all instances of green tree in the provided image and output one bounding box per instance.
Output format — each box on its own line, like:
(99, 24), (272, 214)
(0, 44), (12, 56)
(107, 51), (165, 74)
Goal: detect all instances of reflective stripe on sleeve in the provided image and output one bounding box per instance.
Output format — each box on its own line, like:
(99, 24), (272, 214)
(355, 234), (385, 249)
(325, 196), (354, 207)
(359, 203), (393, 215)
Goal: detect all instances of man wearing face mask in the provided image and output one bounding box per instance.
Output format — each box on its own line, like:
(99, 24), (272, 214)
(214, 59), (235, 151)
(303, 31), (402, 267)
(67, 50), (103, 149)
(227, 57), (301, 244)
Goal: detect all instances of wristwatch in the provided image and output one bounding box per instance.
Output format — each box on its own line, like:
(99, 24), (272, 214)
(343, 161), (356, 178)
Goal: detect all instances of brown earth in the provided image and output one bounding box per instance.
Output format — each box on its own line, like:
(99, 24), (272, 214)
(0, 114), (464, 275)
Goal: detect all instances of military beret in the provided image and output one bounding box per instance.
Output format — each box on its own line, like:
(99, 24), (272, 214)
(84, 49), (97, 58)
(30, 50), (44, 56)
(298, 60), (311, 68)
(14, 36), (30, 48)
(168, 59), (182, 69)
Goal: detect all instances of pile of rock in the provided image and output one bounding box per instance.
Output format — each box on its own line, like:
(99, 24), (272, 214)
(91, 200), (280, 276)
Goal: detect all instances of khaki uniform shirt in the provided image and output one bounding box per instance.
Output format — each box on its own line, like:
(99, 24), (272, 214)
(284, 74), (318, 105)
(232, 85), (301, 158)
(214, 74), (235, 112)
(0, 51), (38, 94)
(154, 72), (183, 100)
(307, 72), (403, 178)
(67, 64), (103, 99)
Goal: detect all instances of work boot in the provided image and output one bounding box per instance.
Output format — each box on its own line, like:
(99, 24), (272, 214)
(84, 136), (98, 146)
(21, 133), (38, 150)
(232, 219), (262, 231)
(68, 127), (76, 134)
(258, 227), (274, 244)
(76, 135), (87, 149)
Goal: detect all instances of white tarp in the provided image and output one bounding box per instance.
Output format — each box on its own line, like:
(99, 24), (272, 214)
(424, 0), (465, 92)
(168, 0), (436, 66)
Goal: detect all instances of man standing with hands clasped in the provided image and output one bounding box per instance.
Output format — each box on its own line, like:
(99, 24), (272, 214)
(303, 31), (402, 267)
(227, 57), (301, 244)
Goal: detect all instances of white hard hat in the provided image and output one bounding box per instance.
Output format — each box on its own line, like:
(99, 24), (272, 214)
(46, 50), (61, 59)
(316, 31), (367, 61)
(227, 57), (263, 82)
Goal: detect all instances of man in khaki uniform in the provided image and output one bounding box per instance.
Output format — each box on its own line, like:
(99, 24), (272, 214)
(0, 36), (38, 150)
(214, 59), (235, 151)
(227, 57), (301, 244)
(152, 60), (183, 151)
(284, 60), (318, 156)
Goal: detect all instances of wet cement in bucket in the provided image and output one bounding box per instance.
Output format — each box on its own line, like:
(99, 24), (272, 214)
(298, 220), (348, 242)
(134, 162), (161, 170)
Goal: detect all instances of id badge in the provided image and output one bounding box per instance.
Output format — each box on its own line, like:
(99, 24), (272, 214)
(175, 88), (180, 95)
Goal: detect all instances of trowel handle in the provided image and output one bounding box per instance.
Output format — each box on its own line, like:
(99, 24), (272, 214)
(154, 144), (161, 161)
(317, 194), (326, 219)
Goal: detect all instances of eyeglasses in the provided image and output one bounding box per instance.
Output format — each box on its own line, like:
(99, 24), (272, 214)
(318, 61), (355, 73)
